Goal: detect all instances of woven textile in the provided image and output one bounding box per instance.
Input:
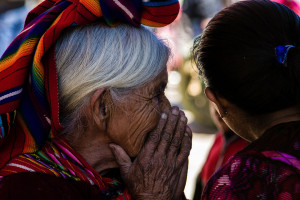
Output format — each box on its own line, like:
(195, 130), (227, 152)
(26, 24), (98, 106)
(0, 0), (179, 198)
(0, 136), (130, 199)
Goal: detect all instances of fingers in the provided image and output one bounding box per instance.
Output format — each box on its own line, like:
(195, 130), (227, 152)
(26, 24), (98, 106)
(168, 110), (187, 156)
(140, 112), (168, 157)
(139, 106), (191, 168)
(122, 109), (191, 200)
(176, 126), (192, 166)
(157, 107), (180, 153)
(109, 144), (132, 179)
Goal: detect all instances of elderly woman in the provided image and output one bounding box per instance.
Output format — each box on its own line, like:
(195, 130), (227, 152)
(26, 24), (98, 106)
(192, 0), (300, 199)
(0, 0), (192, 199)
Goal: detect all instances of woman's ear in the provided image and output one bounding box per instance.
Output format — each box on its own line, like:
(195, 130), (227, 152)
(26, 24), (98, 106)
(89, 88), (110, 130)
(205, 87), (228, 118)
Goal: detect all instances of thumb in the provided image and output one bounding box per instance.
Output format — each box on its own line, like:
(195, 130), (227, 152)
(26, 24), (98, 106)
(109, 144), (132, 178)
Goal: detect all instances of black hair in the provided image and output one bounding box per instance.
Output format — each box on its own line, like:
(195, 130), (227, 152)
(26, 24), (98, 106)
(193, 0), (300, 115)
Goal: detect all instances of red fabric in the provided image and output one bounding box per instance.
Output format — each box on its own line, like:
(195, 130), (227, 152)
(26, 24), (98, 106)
(200, 132), (224, 184)
(200, 131), (248, 184)
(272, 0), (300, 16)
(222, 134), (249, 165)
(45, 48), (64, 133)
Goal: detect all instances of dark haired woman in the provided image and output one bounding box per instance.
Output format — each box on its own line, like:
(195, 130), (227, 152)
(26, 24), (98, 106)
(193, 0), (300, 199)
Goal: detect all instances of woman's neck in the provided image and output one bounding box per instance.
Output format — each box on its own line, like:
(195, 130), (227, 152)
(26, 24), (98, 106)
(228, 105), (300, 142)
(66, 129), (118, 176)
(263, 105), (300, 131)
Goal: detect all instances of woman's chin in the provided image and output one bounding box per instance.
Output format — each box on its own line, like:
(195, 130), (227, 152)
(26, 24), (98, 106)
(127, 147), (140, 158)
(125, 142), (144, 158)
(125, 131), (150, 157)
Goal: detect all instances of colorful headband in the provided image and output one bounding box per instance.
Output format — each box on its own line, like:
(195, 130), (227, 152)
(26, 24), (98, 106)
(0, 0), (180, 167)
(275, 45), (295, 66)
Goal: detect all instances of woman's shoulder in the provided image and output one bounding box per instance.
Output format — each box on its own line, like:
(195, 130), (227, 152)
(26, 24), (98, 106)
(202, 151), (300, 199)
(0, 172), (102, 200)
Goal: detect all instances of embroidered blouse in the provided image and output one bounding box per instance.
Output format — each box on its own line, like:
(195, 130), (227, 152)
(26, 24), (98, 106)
(202, 121), (300, 199)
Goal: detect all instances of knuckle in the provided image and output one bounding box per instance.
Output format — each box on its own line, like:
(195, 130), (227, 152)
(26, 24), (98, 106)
(164, 126), (175, 135)
(180, 141), (192, 155)
(149, 132), (160, 142)
(171, 137), (181, 147)
(176, 126), (186, 136)
(178, 150), (190, 162)
(162, 132), (171, 142)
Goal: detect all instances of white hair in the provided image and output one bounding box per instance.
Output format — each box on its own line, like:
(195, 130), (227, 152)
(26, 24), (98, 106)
(55, 23), (169, 134)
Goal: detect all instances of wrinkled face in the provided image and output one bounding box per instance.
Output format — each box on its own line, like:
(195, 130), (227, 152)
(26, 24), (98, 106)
(107, 69), (171, 157)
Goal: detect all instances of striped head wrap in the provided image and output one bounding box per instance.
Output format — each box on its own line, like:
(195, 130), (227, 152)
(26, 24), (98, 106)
(0, 0), (179, 196)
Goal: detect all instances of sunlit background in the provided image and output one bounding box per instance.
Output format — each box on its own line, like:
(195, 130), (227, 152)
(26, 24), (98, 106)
(2, 0), (300, 199)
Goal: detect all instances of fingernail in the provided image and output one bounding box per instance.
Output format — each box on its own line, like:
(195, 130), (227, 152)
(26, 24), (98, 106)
(161, 113), (167, 119)
(185, 133), (191, 140)
(172, 109), (179, 115)
(180, 116), (187, 122)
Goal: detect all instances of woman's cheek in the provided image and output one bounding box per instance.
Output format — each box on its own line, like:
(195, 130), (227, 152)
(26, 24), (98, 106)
(129, 96), (170, 154)
(126, 106), (160, 157)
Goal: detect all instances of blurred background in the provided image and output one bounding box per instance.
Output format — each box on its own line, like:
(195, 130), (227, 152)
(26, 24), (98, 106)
(1, 0), (300, 199)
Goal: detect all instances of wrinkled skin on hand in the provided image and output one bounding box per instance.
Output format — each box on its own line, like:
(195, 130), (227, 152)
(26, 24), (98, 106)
(110, 106), (192, 200)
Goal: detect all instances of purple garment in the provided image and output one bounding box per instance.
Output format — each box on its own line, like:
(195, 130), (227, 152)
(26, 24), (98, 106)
(202, 121), (300, 200)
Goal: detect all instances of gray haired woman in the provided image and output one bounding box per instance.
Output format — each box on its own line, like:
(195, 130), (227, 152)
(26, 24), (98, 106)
(0, 0), (191, 199)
